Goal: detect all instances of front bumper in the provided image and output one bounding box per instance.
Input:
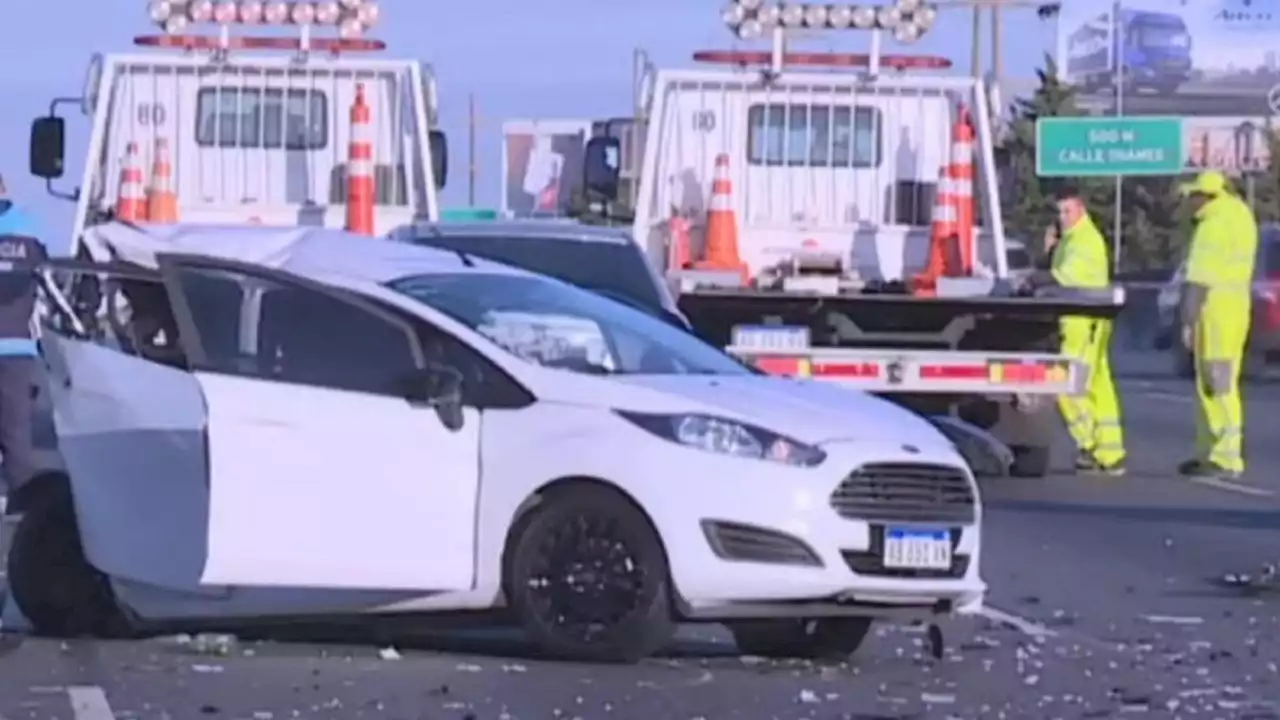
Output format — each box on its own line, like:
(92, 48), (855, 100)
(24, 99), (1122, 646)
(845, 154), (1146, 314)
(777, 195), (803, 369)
(650, 440), (985, 618)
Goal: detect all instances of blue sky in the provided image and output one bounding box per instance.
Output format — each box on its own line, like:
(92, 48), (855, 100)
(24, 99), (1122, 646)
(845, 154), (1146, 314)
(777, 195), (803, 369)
(0, 0), (1058, 251)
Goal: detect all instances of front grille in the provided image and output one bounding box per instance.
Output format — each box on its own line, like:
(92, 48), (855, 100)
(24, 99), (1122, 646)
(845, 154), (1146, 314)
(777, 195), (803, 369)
(830, 462), (976, 525)
(842, 526), (969, 579)
(701, 520), (822, 567)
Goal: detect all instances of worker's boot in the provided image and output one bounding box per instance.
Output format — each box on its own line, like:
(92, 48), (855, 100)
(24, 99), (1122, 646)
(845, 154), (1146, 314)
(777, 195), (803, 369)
(1078, 450), (1125, 476)
(1074, 449), (1099, 472)
(1178, 458), (1241, 481)
(1091, 459), (1126, 477)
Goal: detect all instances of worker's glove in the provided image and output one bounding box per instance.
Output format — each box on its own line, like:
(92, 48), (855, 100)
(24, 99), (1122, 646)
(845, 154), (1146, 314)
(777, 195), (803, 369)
(1181, 324), (1194, 349)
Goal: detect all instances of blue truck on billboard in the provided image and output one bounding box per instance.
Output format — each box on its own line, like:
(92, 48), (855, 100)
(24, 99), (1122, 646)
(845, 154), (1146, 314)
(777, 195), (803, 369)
(1066, 9), (1192, 95)
(1058, 0), (1280, 116)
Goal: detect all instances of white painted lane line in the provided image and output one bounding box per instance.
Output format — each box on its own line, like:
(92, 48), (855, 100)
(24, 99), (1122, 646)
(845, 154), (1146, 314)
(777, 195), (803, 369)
(1140, 391), (1192, 403)
(68, 686), (116, 720)
(1184, 475), (1274, 497)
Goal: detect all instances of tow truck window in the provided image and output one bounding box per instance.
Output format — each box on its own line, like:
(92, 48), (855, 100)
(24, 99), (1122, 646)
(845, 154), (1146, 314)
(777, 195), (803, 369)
(746, 104), (881, 168)
(195, 87), (328, 150)
(1006, 247), (1031, 271)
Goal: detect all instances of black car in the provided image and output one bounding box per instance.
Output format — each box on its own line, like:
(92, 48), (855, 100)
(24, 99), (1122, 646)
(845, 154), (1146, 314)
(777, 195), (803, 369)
(397, 219), (690, 330)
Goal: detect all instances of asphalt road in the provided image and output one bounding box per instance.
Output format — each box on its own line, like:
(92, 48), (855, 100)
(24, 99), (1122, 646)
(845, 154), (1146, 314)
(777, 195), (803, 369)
(3, 354), (1280, 719)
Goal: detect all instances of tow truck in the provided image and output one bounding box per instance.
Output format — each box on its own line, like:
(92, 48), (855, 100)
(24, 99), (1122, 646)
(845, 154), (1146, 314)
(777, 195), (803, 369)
(579, 1), (1125, 477)
(5, 0), (447, 550)
(26, 0), (448, 255)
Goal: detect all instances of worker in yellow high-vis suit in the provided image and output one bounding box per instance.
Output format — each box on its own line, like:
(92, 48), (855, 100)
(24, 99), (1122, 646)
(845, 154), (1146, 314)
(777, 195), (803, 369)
(1178, 171), (1256, 480)
(1032, 186), (1126, 475)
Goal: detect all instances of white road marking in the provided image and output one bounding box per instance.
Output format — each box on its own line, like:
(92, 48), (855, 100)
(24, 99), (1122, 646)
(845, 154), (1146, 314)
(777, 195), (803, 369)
(68, 686), (116, 720)
(1184, 475), (1274, 496)
(1140, 391), (1192, 403)
(963, 604), (1057, 639)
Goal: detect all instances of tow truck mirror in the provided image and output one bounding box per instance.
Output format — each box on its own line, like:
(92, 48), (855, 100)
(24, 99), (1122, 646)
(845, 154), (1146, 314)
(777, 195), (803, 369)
(30, 116), (66, 180)
(429, 130), (448, 189)
(584, 136), (621, 200)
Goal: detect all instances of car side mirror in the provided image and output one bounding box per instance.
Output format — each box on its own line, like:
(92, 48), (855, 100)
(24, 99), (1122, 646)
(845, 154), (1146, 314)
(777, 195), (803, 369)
(30, 116), (66, 180)
(583, 136), (621, 200)
(429, 130), (448, 189)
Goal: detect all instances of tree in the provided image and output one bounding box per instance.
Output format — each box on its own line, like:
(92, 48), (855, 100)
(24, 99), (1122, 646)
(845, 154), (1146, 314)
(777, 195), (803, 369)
(1246, 122), (1280, 225)
(999, 55), (1180, 271)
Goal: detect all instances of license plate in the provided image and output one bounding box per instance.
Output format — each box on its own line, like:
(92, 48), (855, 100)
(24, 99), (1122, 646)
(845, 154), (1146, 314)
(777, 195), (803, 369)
(883, 527), (952, 570)
(731, 325), (810, 352)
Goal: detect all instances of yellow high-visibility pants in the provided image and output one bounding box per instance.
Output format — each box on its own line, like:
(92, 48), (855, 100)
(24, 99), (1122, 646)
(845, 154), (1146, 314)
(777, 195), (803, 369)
(1194, 294), (1250, 472)
(1057, 317), (1125, 465)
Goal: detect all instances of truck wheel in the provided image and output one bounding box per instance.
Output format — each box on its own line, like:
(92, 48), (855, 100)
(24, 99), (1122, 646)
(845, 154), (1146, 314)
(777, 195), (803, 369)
(728, 618), (873, 660)
(8, 495), (126, 638)
(1009, 445), (1051, 478)
(503, 484), (676, 663)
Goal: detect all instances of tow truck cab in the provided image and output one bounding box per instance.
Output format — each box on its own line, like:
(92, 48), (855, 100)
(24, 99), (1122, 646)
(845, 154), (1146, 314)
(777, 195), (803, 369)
(28, 1), (448, 255)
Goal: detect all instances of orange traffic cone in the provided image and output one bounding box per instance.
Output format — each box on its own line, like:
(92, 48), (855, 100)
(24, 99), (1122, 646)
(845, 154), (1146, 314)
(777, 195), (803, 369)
(694, 153), (747, 283)
(951, 106), (976, 275)
(146, 137), (179, 223)
(116, 142), (148, 223)
(345, 83), (375, 235)
(914, 105), (977, 294)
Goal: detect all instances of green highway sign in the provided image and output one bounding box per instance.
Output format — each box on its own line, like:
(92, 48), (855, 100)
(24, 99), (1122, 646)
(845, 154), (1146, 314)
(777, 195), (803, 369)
(1035, 117), (1184, 177)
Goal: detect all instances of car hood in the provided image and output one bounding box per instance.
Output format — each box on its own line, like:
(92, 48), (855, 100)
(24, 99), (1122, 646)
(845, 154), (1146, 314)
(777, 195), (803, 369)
(535, 371), (951, 448)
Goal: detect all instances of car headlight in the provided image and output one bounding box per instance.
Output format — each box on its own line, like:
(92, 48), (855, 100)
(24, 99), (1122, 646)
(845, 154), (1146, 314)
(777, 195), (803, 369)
(615, 411), (827, 467)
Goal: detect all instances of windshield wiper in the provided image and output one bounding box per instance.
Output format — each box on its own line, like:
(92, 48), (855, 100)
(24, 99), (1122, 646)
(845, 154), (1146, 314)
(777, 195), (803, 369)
(455, 249), (475, 267)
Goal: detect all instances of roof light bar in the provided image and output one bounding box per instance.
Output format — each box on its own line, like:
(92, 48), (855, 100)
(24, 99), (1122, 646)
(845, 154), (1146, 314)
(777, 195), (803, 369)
(147, 0), (379, 35)
(722, 0), (936, 42)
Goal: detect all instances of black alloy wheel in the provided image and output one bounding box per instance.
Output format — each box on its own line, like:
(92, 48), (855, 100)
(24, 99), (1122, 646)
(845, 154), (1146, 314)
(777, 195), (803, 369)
(505, 485), (675, 663)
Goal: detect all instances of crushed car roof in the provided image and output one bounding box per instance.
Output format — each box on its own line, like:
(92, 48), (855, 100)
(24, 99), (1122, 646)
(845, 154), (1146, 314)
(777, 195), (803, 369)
(83, 222), (524, 284)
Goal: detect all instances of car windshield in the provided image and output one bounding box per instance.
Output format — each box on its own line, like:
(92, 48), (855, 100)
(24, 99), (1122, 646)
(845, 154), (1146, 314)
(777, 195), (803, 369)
(388, 272), (750, 376)
(412, 233), (665, 314)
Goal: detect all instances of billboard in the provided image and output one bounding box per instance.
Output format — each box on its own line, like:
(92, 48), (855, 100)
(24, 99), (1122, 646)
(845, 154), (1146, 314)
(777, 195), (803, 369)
(501, 119), (590, 217)
(1182, 116), (1272, 172)
(1056, 0), (1280, 116)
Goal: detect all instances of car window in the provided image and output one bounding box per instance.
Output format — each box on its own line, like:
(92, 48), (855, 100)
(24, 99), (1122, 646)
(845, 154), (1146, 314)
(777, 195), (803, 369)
(49, 267), (189, 370)
(412, 233), (665, 314)
(172, 266), (420, 396)
(389, 272), (749, 377)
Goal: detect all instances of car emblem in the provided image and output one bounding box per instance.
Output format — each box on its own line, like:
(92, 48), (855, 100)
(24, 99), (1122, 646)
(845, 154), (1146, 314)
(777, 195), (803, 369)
(902, 444), (920, 454)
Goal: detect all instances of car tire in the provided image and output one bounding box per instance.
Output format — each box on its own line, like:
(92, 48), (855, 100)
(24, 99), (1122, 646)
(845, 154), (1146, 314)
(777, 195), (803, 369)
(8, 494), (126, 638)
(1009, 444), (1051, 478)
(504, 484), (676, 663)
(728, 618), (873, 660)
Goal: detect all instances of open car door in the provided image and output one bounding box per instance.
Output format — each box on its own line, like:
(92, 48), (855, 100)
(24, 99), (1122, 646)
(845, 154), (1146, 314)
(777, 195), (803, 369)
(157, 254), (482, 592)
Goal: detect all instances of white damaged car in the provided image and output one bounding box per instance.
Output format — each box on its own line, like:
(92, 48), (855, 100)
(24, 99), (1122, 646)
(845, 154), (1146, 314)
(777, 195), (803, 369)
(10, 223), (985, 662)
